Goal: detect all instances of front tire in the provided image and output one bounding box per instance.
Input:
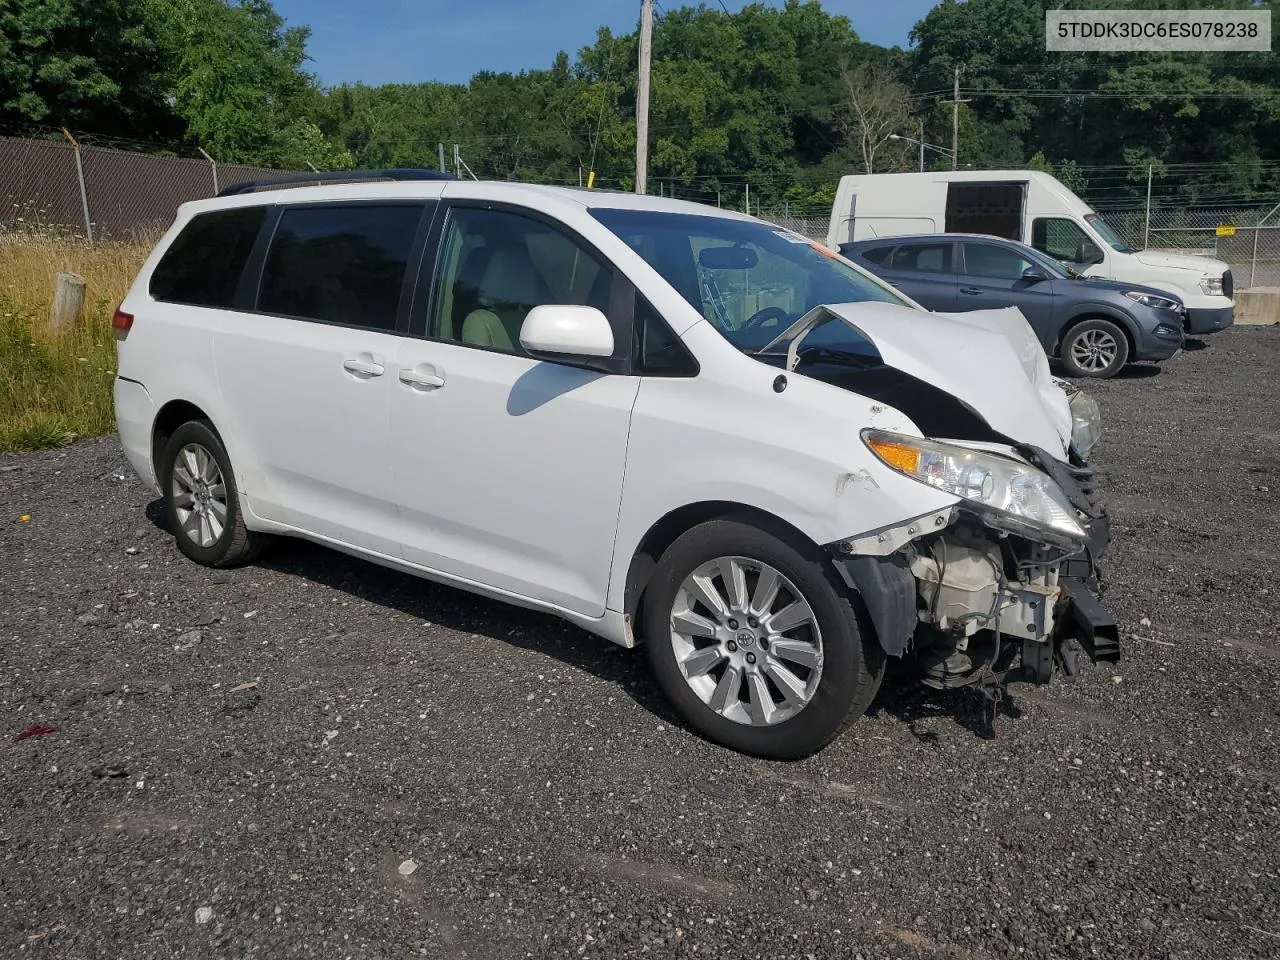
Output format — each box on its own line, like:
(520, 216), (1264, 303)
(1061, 318), (1129, 378)
(160, 420), (266, 568)
(643, 519), (884, 760)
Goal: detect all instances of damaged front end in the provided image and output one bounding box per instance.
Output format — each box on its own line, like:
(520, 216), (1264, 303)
(831, 436), (1119, 689)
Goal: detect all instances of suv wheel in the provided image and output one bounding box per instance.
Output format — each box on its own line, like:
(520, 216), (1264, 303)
(160, 420), (266, 568)
(1061, 319), (1129, 378)
(643, 519), (884, 759)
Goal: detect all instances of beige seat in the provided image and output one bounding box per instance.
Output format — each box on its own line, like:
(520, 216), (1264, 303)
(461, 247), (545, 352)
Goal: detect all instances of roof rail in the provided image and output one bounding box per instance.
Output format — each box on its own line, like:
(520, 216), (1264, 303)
(217, 168), (457, 197)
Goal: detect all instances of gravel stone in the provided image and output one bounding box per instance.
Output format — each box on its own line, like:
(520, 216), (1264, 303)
(1, 327), (1278, 958)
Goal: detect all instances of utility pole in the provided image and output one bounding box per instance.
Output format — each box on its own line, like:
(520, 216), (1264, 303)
(635, 0), (654, 194)
(1144, 164), (1153, 249)
(945, 65), (970, 171)
(438, 142), (446, 173)
(918, 118), (925, 172)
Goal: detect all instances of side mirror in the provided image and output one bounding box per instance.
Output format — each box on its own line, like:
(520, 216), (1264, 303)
(1076, 241), (1104, 265)
(520, 305), (614, 359)
(1021, 265), (1050, 282)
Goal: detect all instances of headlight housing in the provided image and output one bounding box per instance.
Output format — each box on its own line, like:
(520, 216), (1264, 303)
(1199, 276), (1224, 297)
(1125, 290), (1182, 312)
(862, 430), (1086, 548)
(1067, 388), (1103, 460)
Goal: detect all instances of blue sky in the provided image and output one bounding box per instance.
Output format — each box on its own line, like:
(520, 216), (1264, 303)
(272, 0), (937, 88)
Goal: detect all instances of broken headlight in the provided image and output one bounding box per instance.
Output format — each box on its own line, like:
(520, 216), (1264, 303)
(862, 429), (1086, 548)
(1067, 388), (1102, 460)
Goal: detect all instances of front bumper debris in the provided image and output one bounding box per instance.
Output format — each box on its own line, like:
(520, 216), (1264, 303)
(832, 453), (1120, 688)
(1059, 577), (1120, 664)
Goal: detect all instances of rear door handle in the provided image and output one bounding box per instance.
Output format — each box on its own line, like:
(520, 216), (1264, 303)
(960, 287), (984, 295)
(343, 356), (385, 377)
(399, 367), (445, 390)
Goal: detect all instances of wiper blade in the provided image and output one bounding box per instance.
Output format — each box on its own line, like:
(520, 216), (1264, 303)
(794, 345), (879, 367)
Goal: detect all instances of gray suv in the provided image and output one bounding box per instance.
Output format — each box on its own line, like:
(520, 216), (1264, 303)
(841, 234), (1185, 378)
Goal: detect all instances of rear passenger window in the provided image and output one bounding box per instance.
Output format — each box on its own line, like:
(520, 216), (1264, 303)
(887, 243), (953, 273)
(258, 204), (423, 331)
(150, 207), (266, 307)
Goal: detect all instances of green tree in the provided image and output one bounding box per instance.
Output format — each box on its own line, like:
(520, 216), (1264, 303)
(151, 0), (350, 169)
(0, 0), (180, 138)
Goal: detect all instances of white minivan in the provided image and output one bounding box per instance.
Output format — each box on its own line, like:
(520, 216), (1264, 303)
(113, 171), (1118, 759)
(826, 170), (1234, 335)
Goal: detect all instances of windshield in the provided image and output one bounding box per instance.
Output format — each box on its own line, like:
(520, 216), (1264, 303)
(590, 208), (908, 352)
(1084, 213), (1134, 253)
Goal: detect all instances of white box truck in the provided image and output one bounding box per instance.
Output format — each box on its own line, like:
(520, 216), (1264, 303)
(825, 170), (1234, 334)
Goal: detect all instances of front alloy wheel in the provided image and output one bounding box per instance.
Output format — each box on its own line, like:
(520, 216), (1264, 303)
(671, 556), (823, 726)
(1062, 318), (1130, 378)
(643, 519), (884, 760)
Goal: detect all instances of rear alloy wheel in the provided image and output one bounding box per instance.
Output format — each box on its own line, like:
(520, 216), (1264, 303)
(644, 520), (884, 759)
(161, 420), (266, 568)
(1061, 319), (1129, 378)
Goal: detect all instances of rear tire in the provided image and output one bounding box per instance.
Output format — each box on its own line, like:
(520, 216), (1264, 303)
(1060, 319), (1129, 378)
(160, 420), (266, 568)
(642, 519), (884, 760)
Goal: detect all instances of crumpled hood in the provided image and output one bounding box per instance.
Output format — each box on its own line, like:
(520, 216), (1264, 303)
(823, 301), (1072, 455)
(1131, 249), (1228, 275)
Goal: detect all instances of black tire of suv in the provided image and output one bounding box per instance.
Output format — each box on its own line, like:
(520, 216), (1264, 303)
(160, 420), (267, 568)
(1060, 318), (1130, 379)
(642, 519), (885, 760)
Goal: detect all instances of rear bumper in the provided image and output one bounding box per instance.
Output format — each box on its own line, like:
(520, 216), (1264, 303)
(1185, 305), (1234, 335)
(113, 377), (159, 493)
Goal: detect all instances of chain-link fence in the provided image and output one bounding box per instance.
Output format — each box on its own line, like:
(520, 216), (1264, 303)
(0, 136), (283, 242)
(1095, 203), (1280, 290)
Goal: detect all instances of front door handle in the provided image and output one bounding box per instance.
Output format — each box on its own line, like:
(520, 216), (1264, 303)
(399, 367), (445, 390)
(343, 356), (385, 377)
(960, 287), (984, 295)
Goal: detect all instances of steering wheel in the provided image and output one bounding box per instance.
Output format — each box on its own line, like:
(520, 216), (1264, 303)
(739, 305), (792, 331)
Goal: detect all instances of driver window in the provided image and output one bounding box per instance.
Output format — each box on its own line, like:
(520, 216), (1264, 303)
(962, 242), (1036, 280)
(1031, 217), (1089, 262)
(432, 207), (613, 355)
(693, 238), (808, 336)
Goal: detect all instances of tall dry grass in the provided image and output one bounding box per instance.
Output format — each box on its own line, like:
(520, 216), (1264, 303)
(0, 236), (149, 451)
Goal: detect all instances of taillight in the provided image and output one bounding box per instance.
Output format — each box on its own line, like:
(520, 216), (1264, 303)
(112, 307), (134, 334)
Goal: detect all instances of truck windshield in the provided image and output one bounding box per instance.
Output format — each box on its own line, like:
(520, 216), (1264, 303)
(1084, 214), (1135, 254)
(590, 208), (907, 353)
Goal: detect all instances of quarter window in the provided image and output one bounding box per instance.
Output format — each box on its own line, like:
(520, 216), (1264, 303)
(634, 297), (697, 376)
(1031, 217), (1090, 262)
(856, 244), (896, 265)
(258, 204), (423, 331)
(432, 207), (614, 355)
(962, 242), (1037, 280)
(150, 207), (266, 308)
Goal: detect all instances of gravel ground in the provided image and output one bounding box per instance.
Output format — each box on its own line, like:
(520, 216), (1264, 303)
(2, 326), (1278, 960)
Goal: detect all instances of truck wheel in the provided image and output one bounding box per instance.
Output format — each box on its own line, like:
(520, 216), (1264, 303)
(1061, 319), (1129, 378)
(642, 519), (884, 760)
(160, 420), (267, 568)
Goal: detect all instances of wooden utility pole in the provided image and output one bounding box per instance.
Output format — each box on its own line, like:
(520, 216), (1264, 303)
(946, 65), (970, 170)
(635, 0), (654, 194)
